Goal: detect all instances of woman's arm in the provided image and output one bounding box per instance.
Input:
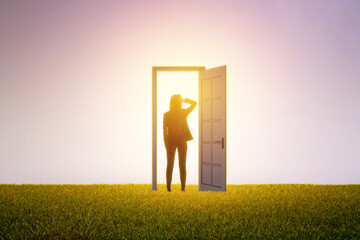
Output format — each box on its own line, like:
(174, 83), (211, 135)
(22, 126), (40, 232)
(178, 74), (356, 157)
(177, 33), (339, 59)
(184, 98), (197, 116)
(163, 114), (169, 148)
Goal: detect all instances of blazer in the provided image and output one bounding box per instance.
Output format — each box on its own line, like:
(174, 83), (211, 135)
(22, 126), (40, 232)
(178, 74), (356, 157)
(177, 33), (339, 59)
(163, 98), (197, 146)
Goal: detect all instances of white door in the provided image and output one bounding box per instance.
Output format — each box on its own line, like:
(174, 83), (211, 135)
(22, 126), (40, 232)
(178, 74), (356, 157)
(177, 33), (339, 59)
(199, 65), (226, 191)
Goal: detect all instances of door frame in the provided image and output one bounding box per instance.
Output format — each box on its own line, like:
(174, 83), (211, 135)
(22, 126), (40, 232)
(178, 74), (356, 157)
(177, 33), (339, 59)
(152, 66), (205, 190)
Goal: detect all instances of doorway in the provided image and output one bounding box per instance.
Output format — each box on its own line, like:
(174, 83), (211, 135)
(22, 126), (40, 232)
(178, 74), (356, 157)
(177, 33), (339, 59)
(157, 72), (199, 186)
(152, 66), (227, 192)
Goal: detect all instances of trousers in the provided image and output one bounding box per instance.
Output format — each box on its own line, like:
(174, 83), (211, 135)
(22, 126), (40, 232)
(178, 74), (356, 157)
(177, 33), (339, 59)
(166, 140), (187, 189)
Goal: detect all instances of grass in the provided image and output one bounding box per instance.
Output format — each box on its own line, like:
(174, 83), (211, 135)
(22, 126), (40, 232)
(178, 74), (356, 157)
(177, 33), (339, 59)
(0, 184), (359, 239)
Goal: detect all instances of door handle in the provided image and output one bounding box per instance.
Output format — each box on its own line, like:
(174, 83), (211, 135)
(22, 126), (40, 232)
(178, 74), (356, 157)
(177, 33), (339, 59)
(214, 138), (225, 149)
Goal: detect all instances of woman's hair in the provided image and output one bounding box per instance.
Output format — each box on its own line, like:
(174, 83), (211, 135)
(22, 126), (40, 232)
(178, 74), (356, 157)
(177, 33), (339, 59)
(170, 94), (181, 111)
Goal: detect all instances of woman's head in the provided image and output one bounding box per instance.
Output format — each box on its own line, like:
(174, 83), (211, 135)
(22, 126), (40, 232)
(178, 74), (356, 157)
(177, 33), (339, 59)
(170, 94), (182, 111)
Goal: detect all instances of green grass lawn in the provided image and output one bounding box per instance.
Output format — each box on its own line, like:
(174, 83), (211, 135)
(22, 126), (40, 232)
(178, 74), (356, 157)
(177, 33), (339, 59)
(0, 184), (359, 239)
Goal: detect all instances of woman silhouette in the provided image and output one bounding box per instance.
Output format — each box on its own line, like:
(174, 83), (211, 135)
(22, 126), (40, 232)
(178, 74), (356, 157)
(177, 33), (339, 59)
(163, 94), (197, 192)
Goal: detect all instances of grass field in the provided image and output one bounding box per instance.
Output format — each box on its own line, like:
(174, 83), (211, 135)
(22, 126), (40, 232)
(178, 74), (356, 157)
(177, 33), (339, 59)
(0, 184), (359, 239)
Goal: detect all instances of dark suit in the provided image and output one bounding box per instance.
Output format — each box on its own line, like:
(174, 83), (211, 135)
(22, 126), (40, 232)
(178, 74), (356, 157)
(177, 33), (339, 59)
(163, 98), (197, 190)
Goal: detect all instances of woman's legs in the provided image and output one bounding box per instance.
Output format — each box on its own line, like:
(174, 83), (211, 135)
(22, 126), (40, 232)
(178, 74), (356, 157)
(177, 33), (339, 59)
(166, 143), (176, 191)
(178, 141), (188, 190)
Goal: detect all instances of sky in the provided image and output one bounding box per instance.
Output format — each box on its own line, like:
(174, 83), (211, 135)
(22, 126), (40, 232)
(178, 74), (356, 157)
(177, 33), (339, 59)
(0, 0), (359, 184)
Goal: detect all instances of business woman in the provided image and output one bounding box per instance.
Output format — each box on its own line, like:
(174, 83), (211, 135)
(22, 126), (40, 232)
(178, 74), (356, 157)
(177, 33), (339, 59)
(163, 94), (197, 192)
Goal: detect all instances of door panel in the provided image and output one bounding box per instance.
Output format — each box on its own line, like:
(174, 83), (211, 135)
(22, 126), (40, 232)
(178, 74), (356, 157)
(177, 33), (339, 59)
(202, 144), (212, 163)
(202, 101), (212, 120)
(213, 166), (225, 187)
(213, 122), (224, 140)
(213, 144), (224, 165)
(202, 165), (212, 185)
(202, 79), (212, 98)
(199, 65), (226, 192)
(213, 100), (225, 120)
(202, 122), (212, 141)
(213, 77), (225, 97)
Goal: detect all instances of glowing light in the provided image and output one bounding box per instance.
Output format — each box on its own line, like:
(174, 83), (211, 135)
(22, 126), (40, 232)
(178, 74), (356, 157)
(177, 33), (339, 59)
(157, 72), (199, 184)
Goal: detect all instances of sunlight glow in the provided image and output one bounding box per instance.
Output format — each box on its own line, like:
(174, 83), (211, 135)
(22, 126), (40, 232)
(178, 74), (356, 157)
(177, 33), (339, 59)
(157, 72), (199, 185)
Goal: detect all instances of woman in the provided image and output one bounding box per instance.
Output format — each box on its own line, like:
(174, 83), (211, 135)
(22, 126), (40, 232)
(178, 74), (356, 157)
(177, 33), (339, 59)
(163, 94), (197, 192)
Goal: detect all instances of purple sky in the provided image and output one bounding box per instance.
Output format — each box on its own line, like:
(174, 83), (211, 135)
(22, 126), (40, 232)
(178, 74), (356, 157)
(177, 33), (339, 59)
(0, 0), (359, 184)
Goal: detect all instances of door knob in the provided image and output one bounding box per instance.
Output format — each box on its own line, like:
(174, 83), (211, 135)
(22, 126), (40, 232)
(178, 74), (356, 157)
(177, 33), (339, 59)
(215, 138), (225, 148)
(215, 138), (225, 149)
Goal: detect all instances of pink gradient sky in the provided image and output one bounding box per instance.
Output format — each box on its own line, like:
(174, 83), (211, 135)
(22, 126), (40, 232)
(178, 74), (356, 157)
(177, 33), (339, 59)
(0, 0), (359, 184)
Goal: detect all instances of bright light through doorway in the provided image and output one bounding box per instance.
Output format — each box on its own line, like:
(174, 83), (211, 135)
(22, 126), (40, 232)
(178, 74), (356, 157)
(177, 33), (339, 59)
(157, 72), (199, 185)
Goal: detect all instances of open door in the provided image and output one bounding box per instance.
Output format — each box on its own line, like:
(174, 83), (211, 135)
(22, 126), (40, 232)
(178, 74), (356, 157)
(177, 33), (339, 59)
(199, 65), (226, 191)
